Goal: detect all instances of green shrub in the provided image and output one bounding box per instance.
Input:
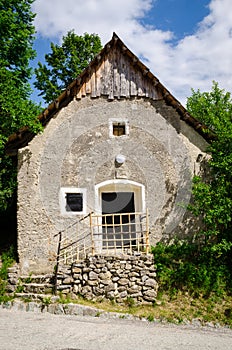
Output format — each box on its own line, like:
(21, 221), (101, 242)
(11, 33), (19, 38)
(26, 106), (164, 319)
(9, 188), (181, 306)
(152, 241), (230, 297)
(0, 246), (16, 302)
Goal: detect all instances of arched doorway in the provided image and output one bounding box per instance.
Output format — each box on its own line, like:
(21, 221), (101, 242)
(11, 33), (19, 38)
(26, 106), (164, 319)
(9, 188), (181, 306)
(94, 180), (146, 251)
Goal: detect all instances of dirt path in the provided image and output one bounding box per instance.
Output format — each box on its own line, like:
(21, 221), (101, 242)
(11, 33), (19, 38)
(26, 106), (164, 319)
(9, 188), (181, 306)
(0, 308), (232, 350)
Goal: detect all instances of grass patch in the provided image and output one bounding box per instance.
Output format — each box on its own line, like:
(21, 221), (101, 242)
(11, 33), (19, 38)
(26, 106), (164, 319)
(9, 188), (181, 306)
(55, 291), (232, 327)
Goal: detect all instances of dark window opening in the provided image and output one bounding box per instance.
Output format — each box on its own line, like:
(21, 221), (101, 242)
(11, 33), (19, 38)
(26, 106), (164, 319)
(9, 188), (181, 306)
(113, 123), (126, 136)
(66, 193), (83, 212)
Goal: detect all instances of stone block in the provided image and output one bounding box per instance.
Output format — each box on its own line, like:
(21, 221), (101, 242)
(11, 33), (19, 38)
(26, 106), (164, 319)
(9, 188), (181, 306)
(118, 290), (127, 298)
(57, 284), (72, 290)
(112, 277), (119, 282)
(87, 280), (99, 286)
(141, 275), (149, 283)
(129, 277), (137, 282)
(83, 273), (88, 281)
(148, 272), (157, 278)
(140, 269), (149, 276)
(144, 289), (157, 299)
(145, 278), (158, 288)
(83, 267), (91, 273)
(89, 271), (98, 280)
(81, 285), (92, 294)
(93, 286), (104, 296)
(63, 277), (73, 284)
(72, 267), (82, 273)
(125, 263), (132, 270)
(118, 278), (129, 286)
(130, 292), (142, 298)
(128, 285), (141, 294)
(53, 304), (65, 314)
(129, 272), (139, 277)
(99, 271), (111, 280)
(106, 291), (116, 299)
(105, 283), (116, 292)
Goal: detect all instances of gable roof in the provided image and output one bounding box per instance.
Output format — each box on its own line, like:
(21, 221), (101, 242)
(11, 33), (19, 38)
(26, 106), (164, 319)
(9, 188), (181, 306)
(6, 32), (214, 156)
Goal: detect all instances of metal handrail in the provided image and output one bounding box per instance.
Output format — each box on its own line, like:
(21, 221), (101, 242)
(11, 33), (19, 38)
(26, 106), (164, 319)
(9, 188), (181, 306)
(56, 210), (150, 265)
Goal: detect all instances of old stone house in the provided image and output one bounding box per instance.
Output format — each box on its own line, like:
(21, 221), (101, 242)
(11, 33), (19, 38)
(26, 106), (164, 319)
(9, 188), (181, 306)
(6, 33), (210, 280)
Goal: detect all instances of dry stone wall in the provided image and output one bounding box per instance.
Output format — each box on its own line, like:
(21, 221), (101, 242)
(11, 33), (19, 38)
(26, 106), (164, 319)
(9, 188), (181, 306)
(57, 254), (158, 304)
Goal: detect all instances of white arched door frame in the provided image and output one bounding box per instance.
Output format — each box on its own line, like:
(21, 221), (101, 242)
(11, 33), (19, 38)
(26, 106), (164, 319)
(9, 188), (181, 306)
(95, 179), (146, 215)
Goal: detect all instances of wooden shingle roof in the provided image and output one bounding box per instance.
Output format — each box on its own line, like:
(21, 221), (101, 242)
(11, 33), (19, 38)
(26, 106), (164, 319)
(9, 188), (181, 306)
(6, 32), (214, 156)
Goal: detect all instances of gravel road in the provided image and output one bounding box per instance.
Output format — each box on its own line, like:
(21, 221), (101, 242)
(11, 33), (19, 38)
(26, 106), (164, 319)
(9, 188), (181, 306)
(0, 308), (232, 350)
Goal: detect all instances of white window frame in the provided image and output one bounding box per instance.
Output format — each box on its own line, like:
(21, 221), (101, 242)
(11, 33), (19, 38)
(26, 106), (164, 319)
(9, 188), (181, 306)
(60, 187), (87, 216)
(109, 118), (129, 138)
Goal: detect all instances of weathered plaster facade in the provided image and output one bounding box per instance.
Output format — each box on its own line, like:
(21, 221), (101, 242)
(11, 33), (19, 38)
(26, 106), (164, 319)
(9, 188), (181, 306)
(6, 33), (210, 274)
(16, 96), (208, 273)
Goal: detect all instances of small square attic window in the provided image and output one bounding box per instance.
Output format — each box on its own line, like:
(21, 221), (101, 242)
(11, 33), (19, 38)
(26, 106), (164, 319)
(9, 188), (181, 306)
(113, 122), (126, 136)
(109, 119), (129, 138)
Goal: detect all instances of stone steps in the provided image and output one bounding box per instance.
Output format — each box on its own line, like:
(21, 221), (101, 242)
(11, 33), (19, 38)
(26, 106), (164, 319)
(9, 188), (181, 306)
(20, 283), (54, 294)
(14, 292), (56, 301)
(19, 274), (54, 284)
(7, 268), (56, 295)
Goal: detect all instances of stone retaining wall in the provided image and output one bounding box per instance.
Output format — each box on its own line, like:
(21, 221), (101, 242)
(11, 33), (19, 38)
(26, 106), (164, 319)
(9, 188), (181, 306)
(7, 254), (158, 305)
(57, 254), (158, 304)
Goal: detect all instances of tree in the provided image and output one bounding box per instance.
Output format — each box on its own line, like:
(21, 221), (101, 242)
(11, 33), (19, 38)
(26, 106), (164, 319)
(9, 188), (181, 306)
(0, 0), (36, 81)
(0, 0), (42, 218)
(187, 81), (232, 134)
(151, 83), (232, 297)
(186, 82), (232, 287)
(34, 31), (102, 103)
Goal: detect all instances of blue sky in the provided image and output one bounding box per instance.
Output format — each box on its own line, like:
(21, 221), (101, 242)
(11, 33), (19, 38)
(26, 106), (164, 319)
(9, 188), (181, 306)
(141, 0), (209, 41)
(31, 0), (232, 106)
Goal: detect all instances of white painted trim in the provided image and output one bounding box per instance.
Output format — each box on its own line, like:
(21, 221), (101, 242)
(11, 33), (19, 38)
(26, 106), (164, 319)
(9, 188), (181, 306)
(60, 187), (87, 216)
(95, 179), (146, 214)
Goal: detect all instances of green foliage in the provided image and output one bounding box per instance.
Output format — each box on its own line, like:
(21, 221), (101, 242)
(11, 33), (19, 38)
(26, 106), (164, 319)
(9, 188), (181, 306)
(186, 81), (232, 134)
(0, 246), (15, 280)
(147, 314), (154, 322)
(152, 83), (232, 298)
(0, 71), (42, 213)
(152, 242), (230, 297)
(0, 246), (15, 302)
(185, 82), (232, 291)
(0, 0), (36, 82)
(41, 296), (51, 306)
(0, 1), (42, 214)
(125, 297), (135, 308)
(15, 279), (24, 294)
(34, 31), (102, 103)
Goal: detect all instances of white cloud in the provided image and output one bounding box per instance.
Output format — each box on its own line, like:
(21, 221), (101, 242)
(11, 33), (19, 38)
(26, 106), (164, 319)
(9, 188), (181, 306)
(168, 0), (232, 102)
(32, 0), (154, 42)
(32, 0), (232, 105)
